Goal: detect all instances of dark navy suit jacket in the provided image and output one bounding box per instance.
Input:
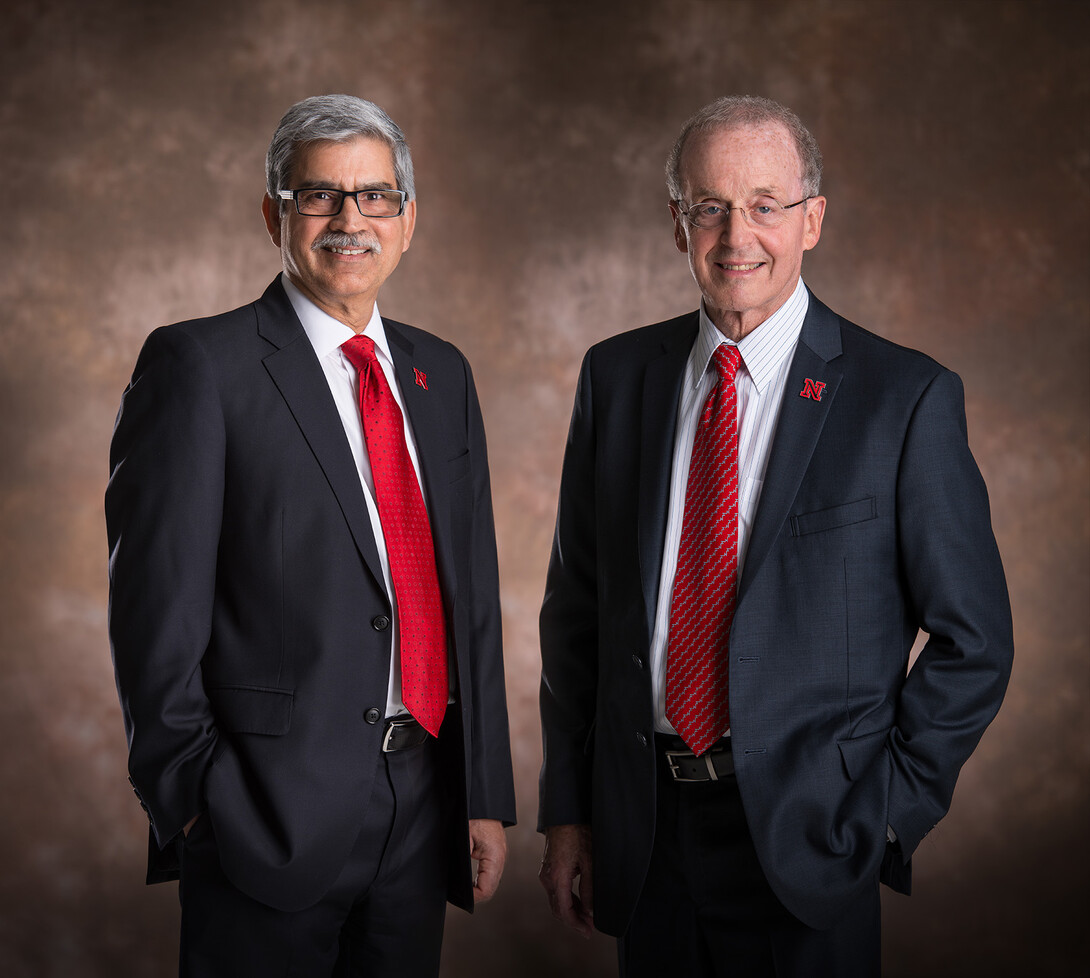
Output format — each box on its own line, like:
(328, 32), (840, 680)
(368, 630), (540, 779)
(107, 278), (515, 913)
(538, 292), (1013, 934)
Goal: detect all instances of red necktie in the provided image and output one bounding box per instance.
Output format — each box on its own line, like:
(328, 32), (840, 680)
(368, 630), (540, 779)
(666, 344), (741, 756)
(341, 334), (447, 737)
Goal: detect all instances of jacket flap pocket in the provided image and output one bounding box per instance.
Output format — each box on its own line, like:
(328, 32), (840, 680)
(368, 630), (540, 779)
(447, 449), (471, 483)
(838, 728), (888, 781)
(791, 496), (877, 536)
(209, 685), (293, 736)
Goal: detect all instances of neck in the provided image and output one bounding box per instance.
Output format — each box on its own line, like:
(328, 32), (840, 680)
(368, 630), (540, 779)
(287, 274), (377, 333)
(704, 278), (802, 342)
(704, 307), (764, 343)
(706, 313), (752, 343)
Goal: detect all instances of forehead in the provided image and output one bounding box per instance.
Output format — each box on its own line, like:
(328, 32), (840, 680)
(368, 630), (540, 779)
(679, 122), (803, 198)
(290, 135), (397, 186)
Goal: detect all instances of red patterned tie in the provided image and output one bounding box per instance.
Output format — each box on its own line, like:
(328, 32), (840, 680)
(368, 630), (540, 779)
(342, 335), (447, 737)
(666, 344), (741, 756)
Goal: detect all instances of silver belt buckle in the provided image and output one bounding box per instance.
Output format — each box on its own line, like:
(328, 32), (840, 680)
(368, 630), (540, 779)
(665, 748), (720, 782)
(382, 716), (414, 752)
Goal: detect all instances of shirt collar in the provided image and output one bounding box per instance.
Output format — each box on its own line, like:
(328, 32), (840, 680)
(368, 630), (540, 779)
(281, 273), (394, 365)
(690, 278), (809, 394)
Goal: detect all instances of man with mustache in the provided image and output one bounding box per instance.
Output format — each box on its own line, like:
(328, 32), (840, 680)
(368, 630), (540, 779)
(107, 94), (515, 977)
(538, 95), (1013, 976)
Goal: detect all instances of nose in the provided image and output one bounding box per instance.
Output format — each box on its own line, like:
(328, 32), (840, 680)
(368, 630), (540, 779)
(719, 207), (753, 248)
(330, 194), (370, 232)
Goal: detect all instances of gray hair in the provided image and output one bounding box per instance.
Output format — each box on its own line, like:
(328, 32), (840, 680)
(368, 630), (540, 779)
(265, 94), (415, 203)
(665, 95), (823, 201)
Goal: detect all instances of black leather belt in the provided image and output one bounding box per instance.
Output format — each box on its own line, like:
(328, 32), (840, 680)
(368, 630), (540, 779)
(657, 735), (735, 782)
(382, 716), (430, 752)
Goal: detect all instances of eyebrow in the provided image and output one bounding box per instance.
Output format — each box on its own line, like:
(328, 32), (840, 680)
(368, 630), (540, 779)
(295, 180), (397, 190)
(691, 185), (784, 200)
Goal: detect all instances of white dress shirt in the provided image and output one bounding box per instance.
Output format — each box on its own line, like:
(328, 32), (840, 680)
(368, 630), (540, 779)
(282, 274), (427, 719)
(649, 278), (810, 735)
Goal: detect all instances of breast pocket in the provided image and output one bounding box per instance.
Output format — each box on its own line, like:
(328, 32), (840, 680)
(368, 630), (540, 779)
(790, 497), (877, 537)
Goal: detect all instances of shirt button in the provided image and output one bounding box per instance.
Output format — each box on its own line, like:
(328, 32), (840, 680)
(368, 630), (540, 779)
(364, 708), (382, 724)
(371, 615), (390, 631)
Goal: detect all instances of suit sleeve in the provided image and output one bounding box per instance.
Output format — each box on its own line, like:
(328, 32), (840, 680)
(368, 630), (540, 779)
(538, 349), (600, 829)
(459, 353), (517, 824)
(888, 367), (1014, 858)
(106, 325), (224, 849)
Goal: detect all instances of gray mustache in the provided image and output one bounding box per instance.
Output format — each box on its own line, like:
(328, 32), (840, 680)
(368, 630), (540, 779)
(312, 231), (383, 254)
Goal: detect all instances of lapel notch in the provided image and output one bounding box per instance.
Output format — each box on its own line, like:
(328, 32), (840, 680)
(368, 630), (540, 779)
(384, 321), (458, 603)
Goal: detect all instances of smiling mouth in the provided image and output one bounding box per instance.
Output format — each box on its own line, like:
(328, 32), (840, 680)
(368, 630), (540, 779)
(718, 261), (764, 271)
(326, 246), (371, 256)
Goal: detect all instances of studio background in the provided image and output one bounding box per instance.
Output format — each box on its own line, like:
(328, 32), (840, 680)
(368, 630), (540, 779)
(1, 0), (1086, 975)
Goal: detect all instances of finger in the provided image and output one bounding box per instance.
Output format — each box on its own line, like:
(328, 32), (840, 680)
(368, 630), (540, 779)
(567, 893), (595, 939)
(579, 863), (595, 919)
(540, 865), (574, 921)
(542, 873), (592, 935)
(473, 851), (504, 903)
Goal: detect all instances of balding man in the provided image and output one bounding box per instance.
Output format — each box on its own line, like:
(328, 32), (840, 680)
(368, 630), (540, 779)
(538, 95), (1012, 977)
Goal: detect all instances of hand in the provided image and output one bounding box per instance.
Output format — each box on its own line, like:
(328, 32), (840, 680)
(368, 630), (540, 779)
(469, 818), (507, 903)
(539, 823), (594, 938)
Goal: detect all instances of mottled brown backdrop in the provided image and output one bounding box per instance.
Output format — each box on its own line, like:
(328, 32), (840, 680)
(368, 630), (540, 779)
(1, 0), (1086, 975)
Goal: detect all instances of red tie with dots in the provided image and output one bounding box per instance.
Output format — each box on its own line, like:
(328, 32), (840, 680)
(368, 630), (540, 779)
(666, 343), (741, 756)
(341, 334), (447, 737)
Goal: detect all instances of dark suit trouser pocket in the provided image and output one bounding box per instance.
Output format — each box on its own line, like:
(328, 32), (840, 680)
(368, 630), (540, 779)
(178, 742), (448, 978)
(618, 760), (881, 978)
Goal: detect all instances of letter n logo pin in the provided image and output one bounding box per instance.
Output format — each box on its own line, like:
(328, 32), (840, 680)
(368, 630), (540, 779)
(413, 368), (428, 390)
(800, 378), (826, 401)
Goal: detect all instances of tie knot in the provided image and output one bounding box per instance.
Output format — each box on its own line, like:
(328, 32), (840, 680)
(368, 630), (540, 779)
(712, 343), (741, 382)
(341, 333), (377, 370)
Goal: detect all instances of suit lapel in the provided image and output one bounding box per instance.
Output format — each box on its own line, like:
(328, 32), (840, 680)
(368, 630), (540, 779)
(255, 280), (387, 593)
(638, 315), (697, 638)
(737, 295), (843, 603)
(384, 321), (457, 602)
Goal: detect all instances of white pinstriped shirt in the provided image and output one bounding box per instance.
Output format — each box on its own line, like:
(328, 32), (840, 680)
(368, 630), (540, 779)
(649, 278), (810, 735)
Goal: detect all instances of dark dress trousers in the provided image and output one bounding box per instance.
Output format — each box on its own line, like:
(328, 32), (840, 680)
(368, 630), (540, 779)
(539, 292), (1013, 936)
(107, 278), (515, 915)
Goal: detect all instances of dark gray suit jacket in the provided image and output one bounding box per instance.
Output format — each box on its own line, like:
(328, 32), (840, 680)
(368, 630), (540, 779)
(538, 292), (1012, 934)
(108, 278), (515, 913)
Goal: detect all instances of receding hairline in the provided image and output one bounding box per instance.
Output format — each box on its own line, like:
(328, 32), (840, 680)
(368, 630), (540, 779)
(677, 119), (807, 194)
(666, 96), (823, 201)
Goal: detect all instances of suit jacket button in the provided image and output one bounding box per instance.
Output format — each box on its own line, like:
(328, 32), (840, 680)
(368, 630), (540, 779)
(371, 615), (391, 631)
(636, 731), (648, 747)
(631, 654), (644, 669)
(364, 708), (382, 724)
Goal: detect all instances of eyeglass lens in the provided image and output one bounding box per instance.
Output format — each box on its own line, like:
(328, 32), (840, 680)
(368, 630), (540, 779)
(296, 189), (403, 217)
(688, 197), (795, 229)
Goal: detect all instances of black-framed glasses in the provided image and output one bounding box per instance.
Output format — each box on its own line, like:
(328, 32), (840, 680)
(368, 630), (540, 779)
(676, 195), (814, 230)
(277, 187), (408, 218)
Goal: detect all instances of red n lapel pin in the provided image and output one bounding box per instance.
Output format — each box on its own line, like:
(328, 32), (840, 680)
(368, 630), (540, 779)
(413, 368), (428, 390)
(800, 378), (826, 401)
